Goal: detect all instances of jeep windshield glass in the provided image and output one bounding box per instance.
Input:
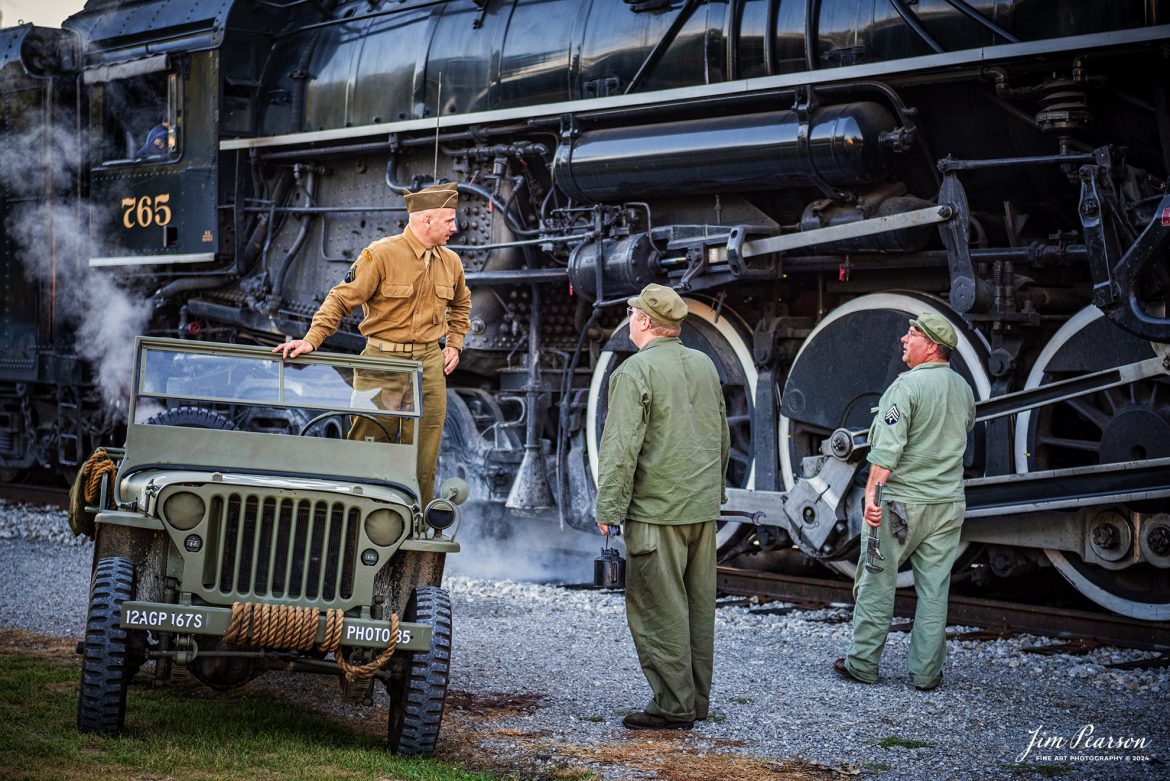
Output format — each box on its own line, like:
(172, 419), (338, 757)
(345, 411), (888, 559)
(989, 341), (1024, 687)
(133, 340), (421, 421)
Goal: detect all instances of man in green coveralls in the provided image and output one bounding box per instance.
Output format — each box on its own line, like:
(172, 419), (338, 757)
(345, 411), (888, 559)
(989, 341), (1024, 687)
(272, 182), (472, 507)
(835, 313), (976, 690)
(595, 283), (730, 730)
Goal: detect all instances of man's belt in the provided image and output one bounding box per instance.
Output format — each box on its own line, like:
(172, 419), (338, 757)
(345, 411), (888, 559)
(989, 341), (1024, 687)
(367, 337), (436, 352)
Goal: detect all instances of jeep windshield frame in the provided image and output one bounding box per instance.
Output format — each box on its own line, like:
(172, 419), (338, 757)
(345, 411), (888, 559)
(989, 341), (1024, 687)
(129, 337), (422, 424)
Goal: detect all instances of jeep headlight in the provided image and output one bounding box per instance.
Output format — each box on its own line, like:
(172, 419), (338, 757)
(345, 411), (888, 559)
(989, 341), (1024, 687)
(162, 491), (206, 531)
(364, 507), (406, 546)
(424, 498), (458, 531)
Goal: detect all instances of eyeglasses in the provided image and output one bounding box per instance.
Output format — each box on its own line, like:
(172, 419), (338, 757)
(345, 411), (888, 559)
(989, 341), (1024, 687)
(626, 306), (638, 318)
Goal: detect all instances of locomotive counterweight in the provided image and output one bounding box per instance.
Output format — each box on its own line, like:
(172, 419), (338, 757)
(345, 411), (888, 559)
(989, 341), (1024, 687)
(1, 0), (1168, 620)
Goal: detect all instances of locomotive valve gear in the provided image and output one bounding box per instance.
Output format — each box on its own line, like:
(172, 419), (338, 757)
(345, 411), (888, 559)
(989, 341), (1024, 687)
(272, 181), (471, 507)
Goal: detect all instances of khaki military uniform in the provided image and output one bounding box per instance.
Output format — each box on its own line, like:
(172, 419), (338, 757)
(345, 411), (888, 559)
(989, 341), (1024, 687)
(844, 361), (976, 688)
(596, 336), (730, 722)
(303, 227), (471, 507)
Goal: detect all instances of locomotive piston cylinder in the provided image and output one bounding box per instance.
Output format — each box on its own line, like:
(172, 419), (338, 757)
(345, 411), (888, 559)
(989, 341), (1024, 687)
(567, 232), (661, 301)
(553, 102), (898, 203)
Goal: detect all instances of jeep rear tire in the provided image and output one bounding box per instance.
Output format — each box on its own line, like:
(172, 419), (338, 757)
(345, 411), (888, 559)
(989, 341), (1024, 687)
(387, 586), (452, 757)
(78, 556), (139, 734)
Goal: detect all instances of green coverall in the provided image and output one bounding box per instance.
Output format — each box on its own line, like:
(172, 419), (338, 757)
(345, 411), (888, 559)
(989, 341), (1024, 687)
(844, 361), (976, 688)
(595, 336), (730, 722)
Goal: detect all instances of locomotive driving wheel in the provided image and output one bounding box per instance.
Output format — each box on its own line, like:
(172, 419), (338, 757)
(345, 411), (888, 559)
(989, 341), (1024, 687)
(586, 298), (756, 554)
(779, 293), (991, 585)
(1015, 307), (1170, 620)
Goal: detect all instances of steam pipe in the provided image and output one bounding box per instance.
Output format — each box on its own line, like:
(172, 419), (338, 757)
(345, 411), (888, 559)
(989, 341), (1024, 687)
(939, 0), (1019, 43)
(152, 275), (236, 306)
(889, 0), (945, 54)
(266, 168), (317, 314)
(624, 0), (701, 95)
(386, 157), (539, 237)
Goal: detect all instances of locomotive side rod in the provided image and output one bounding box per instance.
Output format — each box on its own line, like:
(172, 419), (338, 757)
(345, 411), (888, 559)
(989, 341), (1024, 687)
(825, 353), (1170, 461)
(735, 205), (953, 259)
(723, 456), (1170, 539)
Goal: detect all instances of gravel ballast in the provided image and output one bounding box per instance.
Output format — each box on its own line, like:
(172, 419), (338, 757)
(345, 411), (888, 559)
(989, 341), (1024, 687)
(1, 500), (1165, 780)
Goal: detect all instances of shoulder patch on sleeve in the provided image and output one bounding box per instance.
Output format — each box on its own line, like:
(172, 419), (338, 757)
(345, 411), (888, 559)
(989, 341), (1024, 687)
(883, 404), (901, 425)
(344, 248), (375, 283)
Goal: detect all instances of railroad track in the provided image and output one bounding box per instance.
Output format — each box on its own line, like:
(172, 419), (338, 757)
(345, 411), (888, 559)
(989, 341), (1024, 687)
(717, 565), (1170, 653)
(0, 482), (69, 509)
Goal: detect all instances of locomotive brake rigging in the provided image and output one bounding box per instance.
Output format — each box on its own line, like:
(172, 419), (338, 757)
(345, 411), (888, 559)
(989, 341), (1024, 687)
(1, 0), (1169, 619)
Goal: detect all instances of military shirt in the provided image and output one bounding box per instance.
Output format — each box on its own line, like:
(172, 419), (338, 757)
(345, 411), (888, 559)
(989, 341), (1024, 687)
(304, 227), (471, 351)
(867, 361), (976, 503)
(595, 337), (730, 526)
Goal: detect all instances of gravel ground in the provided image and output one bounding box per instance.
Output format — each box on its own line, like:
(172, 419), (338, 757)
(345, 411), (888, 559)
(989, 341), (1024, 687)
(1, 500), (1166, 780)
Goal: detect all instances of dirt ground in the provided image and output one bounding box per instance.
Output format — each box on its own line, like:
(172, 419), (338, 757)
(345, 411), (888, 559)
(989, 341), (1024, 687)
(4, 627), (855, 780)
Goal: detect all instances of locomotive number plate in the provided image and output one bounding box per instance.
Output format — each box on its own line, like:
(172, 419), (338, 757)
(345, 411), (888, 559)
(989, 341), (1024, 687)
(123, 607), (207, 631)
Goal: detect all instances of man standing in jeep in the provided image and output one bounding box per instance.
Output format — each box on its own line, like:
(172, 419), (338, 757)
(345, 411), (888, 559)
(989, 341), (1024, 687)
(273, 182), (472, 506)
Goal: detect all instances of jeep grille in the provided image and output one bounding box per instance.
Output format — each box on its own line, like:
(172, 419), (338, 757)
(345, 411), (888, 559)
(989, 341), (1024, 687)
(202, 493), (361, 606)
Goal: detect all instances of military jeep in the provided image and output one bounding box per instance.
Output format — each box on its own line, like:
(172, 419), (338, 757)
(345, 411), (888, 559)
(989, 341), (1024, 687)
(76, 337), (466, 757)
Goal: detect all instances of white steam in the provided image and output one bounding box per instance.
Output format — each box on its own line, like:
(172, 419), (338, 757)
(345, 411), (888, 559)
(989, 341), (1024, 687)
(446, 504), (601, 584)
(1, 119), (151, 418)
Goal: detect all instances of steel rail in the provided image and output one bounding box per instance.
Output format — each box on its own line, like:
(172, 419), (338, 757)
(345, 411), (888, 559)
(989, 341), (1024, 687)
(716, 566), (1170, 651)
(0, 482), (69, 509)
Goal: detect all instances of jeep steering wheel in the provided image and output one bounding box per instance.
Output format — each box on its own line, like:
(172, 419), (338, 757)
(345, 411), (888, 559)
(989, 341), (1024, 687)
(297, 411), (396, 441)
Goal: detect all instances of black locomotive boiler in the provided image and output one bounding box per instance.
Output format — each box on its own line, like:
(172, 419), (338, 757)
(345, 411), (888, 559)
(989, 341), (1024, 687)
(1, 0), (1168, 619)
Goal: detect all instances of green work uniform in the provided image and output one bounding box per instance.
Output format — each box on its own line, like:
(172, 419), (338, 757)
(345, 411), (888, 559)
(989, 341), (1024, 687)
(595, 336), (730, 722)
(845, 361), (976, 688)
(847, 360), (973, 682)
(303, 227), (471, 508)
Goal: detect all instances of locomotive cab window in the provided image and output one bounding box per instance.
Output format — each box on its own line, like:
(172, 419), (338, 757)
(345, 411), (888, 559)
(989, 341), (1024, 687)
(87, 60), (182, 166)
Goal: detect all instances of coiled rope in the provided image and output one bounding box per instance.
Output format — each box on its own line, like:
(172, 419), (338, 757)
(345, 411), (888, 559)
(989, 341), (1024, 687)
(81, 448), (118, 504)
(222, 602), (400, 682)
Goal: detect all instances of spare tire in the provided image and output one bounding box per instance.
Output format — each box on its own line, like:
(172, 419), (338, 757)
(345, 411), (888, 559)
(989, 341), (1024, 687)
(144, 407), (238, 430)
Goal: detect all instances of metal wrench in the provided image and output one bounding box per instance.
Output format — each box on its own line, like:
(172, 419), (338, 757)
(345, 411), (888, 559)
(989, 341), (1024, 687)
(864, 481), (885, 574)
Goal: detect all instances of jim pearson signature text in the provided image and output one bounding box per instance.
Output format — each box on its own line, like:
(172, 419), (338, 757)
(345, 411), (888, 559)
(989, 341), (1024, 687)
(1017, 725), (1152, 763)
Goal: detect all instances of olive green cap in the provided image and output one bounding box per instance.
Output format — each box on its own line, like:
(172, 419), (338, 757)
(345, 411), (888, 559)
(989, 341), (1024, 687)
(909, 312), (958, 349)
(628, 283), (687, 327)
(403, 182), (459, 213)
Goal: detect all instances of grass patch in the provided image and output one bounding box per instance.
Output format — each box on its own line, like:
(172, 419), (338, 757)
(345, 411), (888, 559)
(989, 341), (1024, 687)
(862, 761), (894, 775)
(727, 696), (752, 705)
(1002, 762), (1071, 778)
(873, 735), (934, 750)
(706, 713), (727, 724)
(0, 649), (496, 781)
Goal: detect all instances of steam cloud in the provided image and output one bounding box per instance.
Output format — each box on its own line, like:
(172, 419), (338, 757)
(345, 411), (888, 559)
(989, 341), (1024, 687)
(1, 116), (151, 419)
(445, 502), (601, 584)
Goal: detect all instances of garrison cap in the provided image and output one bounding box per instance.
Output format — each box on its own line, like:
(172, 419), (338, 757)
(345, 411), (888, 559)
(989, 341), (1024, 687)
(404, 181), (459, 213)
(628, 283), (688, 328)
(909, 312), (958, 349)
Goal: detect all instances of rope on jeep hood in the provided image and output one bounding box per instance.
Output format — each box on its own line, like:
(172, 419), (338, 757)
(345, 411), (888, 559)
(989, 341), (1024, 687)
(222, 601), (400, 682)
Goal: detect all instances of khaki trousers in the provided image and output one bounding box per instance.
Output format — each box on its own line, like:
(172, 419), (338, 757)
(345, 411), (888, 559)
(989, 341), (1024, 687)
(844, 500), (964, 688)
(624, 519), (716, 722)
(348, 341), (446, 507)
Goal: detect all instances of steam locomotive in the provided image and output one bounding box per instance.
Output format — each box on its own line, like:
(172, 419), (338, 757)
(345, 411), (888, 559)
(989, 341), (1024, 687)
(1, 0), (1168, 619)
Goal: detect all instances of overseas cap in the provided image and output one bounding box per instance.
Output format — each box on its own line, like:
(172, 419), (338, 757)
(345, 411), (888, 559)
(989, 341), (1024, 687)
(628, 283), (688, 327)
(404, 182), (459, 213)
(909, 313), (958, 349)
